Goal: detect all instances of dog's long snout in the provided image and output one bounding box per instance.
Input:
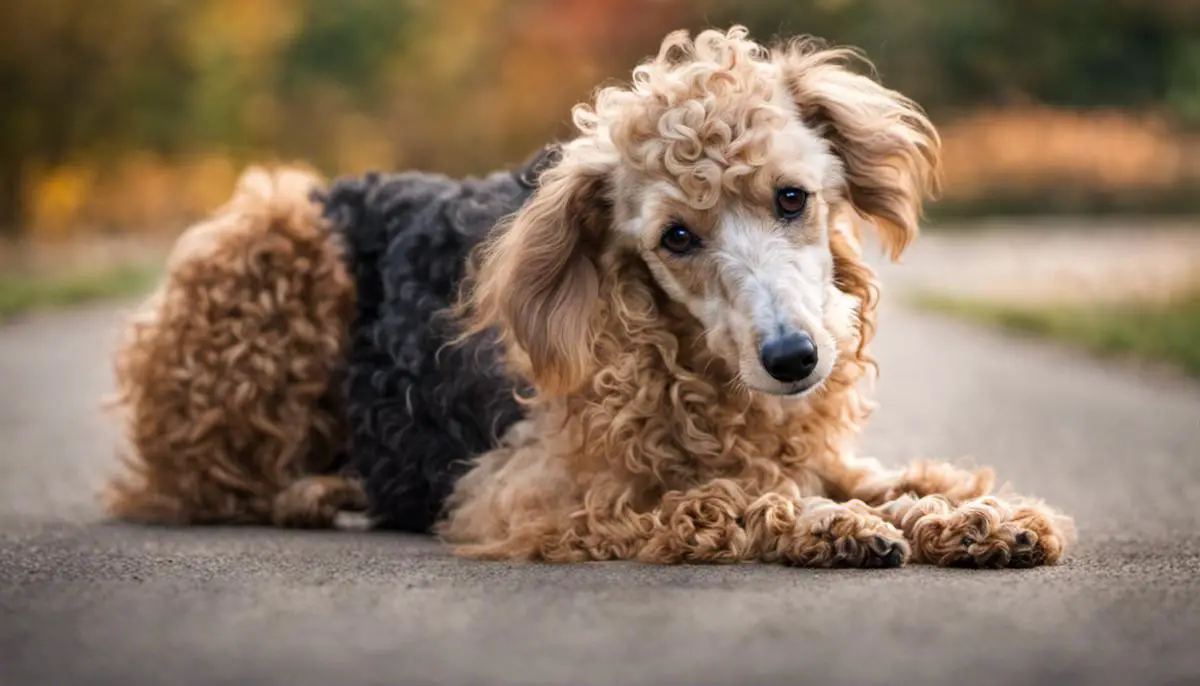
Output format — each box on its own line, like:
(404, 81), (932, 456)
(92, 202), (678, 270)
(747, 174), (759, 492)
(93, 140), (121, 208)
(760, 332), (819, 383)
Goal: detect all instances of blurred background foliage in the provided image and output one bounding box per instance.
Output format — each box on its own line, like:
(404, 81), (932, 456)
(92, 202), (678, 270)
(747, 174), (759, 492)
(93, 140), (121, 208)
(2, 0), (1200, 242)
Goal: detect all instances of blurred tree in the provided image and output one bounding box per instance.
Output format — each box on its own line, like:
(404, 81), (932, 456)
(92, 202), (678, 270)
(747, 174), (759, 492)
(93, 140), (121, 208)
(275, 0), (413, 168)
(381, 0), (686, 174)
(703, 0), (1200, 121)
(182, 0), (302, 154)
(0, 0), (195, 234)
(281, 0), (411, 107)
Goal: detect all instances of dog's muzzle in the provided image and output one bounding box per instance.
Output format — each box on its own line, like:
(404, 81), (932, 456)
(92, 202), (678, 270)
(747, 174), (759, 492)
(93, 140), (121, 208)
(759, 331), (819, 384)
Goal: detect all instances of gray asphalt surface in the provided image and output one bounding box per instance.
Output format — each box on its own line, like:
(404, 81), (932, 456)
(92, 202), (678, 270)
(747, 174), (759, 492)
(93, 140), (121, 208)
(2, 261), (1199, 686)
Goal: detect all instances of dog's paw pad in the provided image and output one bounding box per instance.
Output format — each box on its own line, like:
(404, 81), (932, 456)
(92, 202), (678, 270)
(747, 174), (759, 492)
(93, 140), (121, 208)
(826, 531), (909, 568)
(867, 534), (909, 568)
(1007, 528), (1046, 568)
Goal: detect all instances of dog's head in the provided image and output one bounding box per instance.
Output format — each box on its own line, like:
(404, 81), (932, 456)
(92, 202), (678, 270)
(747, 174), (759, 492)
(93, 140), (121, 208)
(468, 26), (940, 398)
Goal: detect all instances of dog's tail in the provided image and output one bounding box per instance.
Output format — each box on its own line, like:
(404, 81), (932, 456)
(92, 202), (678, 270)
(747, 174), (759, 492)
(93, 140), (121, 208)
(103, 166), (364, 527)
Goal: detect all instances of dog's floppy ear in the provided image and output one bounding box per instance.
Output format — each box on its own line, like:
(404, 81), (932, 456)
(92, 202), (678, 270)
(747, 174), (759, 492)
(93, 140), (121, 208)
(468, 151), (611, 396)
(776, 41), (941, 260)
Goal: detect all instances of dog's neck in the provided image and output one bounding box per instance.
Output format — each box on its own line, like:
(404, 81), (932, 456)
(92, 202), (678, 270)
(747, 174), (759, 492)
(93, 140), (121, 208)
(547, 259), (870, 494)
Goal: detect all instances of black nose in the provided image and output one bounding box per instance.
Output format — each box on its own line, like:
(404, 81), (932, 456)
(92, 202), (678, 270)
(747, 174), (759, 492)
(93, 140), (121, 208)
(760, 332), (819, 384)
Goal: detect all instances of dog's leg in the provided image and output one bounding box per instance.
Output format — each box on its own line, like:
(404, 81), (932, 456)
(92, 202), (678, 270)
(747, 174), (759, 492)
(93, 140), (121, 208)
(739, 493), (910, 568)
(447, 476), (909, 567)
(819, 458), (1074, 567)
(271, 475), (368, 529)
(600, 480), (910, 568)
(877, 493), (1075, 568)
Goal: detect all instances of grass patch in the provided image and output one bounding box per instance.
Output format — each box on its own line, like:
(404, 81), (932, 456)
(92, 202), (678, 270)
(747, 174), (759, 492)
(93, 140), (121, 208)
(0, 262), (161, 320)
(913, 291), (1200, 377)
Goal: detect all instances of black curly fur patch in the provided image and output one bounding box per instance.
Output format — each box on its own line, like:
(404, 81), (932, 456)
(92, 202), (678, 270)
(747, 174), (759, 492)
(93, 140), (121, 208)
(320, 147), (558, 532)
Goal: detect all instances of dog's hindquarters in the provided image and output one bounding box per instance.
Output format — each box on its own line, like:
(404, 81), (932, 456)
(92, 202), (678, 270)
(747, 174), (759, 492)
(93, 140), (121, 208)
(105, 167), (361, 527)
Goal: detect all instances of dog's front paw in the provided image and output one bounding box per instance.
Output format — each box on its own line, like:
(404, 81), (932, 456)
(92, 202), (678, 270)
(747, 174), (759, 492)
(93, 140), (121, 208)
(785, 500), (910, 568)
(905, 496), (1073, 568)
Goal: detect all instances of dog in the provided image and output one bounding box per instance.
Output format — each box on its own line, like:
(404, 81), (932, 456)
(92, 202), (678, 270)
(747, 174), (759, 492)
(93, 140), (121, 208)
(105, 149), (559, 530)
(433, 26), (1076, 567)
(107, 25), (1074, 567)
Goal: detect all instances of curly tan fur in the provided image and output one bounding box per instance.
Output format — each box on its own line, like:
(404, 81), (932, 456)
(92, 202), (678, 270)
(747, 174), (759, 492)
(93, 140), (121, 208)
(444, 27), (1075, 568)
(104, 167), (362, 527)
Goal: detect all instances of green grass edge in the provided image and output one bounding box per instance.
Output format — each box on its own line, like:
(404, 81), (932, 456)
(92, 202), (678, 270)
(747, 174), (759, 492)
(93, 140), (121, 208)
(0, 263), (161, 321)
(909, 290), (1200, 377)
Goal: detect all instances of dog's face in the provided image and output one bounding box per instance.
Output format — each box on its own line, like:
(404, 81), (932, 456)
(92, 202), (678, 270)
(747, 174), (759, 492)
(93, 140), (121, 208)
(613, 112), (850, 395)
(467, 27), (939, 398)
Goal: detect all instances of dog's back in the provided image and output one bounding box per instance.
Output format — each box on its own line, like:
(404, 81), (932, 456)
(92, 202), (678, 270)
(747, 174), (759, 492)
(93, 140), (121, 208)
(323, 147), (559, 531)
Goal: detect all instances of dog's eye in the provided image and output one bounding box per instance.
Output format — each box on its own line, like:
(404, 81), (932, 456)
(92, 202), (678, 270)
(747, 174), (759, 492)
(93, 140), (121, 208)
(775, 187), (808, 220)
(660, 224), (701, 255)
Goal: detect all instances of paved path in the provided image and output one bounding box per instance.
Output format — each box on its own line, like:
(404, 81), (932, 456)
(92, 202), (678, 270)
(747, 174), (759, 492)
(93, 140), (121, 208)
(2, 242), (1199, 686)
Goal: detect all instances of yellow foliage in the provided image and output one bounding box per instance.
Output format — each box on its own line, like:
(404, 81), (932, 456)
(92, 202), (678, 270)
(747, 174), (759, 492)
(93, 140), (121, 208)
(26, 153), (247, 238)
(942, 108), (1194, 198)
(28, 165), (96, 240)
(188, 0), (300, 62)
(334, 114), (401, 174)
(180, 155), (241, 219)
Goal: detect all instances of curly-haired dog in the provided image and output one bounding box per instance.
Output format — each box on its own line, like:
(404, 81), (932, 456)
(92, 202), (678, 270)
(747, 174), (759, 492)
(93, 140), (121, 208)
(107, 25), (1075, 566)
(104, 149), (559, 530)
(436, 26), (1076, 567)
(105, 167), (362, 527)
